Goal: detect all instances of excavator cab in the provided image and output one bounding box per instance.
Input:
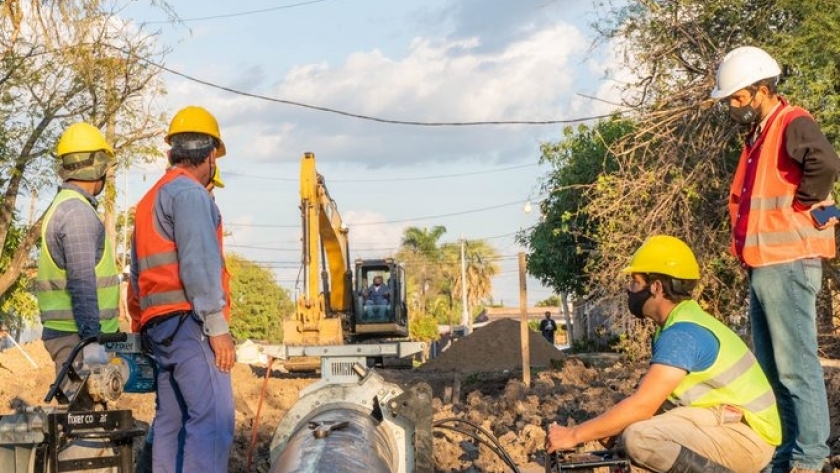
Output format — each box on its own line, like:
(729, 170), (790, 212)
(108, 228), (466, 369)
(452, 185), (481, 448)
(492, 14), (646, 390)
(353, 258), (409, 340)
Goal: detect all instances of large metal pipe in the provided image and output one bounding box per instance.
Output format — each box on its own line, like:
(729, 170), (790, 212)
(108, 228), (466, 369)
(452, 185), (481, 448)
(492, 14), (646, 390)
(268, 345), (432, 473)
(269, 408), (396, 473)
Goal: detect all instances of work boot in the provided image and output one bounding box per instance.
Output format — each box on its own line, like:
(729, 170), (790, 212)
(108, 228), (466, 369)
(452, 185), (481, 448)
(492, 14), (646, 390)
(666, 446), (735, 473)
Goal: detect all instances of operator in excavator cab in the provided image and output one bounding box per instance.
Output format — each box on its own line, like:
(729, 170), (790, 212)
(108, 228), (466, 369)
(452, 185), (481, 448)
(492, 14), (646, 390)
(363, 275), (391, 321)
(546, 235), (780, 473)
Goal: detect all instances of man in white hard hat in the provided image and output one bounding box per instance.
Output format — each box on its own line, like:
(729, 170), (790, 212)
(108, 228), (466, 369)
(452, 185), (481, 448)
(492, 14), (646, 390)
(710, 46), (840, 473)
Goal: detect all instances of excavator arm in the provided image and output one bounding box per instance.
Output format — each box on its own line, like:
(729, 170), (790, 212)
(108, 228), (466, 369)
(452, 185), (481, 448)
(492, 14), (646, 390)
(283, 153), (351, 368)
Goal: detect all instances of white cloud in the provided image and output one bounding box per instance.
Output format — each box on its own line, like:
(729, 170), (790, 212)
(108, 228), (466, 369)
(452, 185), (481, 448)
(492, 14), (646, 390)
(276, 24), (587, 122)
(342, 210), (405, 258)
(161, 20), (622, 167)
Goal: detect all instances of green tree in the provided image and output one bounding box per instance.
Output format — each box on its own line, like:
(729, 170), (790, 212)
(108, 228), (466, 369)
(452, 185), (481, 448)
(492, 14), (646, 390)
(0, 1), (170, 299)
(536, 295), (561, 307)
(227, 253), (293, 343)
(399, 226), (447, 315)
(0, 216), (39, 338)
(521, 118), (629, 297)
(586, 0), (840, 318)
(440, 239), (500, 309)
(525, 0), (840, 349)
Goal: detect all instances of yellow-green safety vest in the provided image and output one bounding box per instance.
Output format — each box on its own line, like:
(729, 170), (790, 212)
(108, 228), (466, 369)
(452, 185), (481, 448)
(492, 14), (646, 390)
(35, 189), (120, 334)
(655, 300), (781, 446)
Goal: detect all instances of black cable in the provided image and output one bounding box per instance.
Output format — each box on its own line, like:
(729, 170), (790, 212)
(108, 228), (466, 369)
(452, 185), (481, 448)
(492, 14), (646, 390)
(142, 0), (337, 24)
(433, 417), (522, 473)
(224, 198), (536, 228)
(435, 425), (518, 471)
(224, 163), (539, 182)
(103, 45), (627, 127)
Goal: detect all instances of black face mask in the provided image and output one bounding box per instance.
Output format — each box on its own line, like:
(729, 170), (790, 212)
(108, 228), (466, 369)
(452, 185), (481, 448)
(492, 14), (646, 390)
(728, 90), (761, 125)
(626, 286), (652, 319)
(729, 103), (760, 125)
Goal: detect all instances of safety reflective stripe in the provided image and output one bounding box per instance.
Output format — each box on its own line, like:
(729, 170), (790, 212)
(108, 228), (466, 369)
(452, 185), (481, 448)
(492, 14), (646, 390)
(140, 290), (189, 310)
(33, 274), (120, 292)
(679, 351), (758, 403)
(743, 227), (834, 247)
(36, 189), (121, 329)
(748, 195), (793, 210)
(138, 251), (178, 271)
(661, 301), (781, 446)
(742, 389), (777, 413)
(41, 307), (119, 321)
(729, 105), (835, 267)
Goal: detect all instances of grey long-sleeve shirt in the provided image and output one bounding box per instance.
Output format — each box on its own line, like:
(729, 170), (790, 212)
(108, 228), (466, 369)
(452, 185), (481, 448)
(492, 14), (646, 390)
(130, 172), (228, 336)
(41, 183), (105, 340)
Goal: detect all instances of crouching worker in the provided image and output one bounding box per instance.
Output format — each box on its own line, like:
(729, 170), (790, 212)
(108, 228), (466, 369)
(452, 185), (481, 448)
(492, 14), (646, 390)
(546, 235), (780, 473)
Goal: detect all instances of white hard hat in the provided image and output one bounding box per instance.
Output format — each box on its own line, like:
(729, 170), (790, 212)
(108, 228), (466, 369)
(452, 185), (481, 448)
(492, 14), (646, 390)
(710, 46), (781, 100)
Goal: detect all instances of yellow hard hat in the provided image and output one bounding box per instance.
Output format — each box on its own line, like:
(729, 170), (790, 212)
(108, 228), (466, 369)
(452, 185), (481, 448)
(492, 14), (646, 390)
(55, 123), (115, 181)
(211, 166), (225, 188)
(622, 235), (700, 280)
(165, 106), (226, 157)
(56, 122), (114, 157)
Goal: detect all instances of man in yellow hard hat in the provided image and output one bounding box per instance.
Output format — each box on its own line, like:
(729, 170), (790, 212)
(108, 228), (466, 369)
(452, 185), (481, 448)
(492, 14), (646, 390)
(207, 165), (225, 194)
(710, 46), (839, 473)
(132, 163), (230, 473)
(129, 106), (233, 473)
(547, 236), (780, 473)
(36, 122), (119, 374)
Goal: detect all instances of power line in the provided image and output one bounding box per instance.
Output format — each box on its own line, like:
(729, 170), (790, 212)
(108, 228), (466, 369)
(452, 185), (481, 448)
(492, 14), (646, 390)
(224, 162), (539, 183)
(225, 229), (528, 252)
(116, 47), (626, 127)
(143, 0), (337, 24)
(224, 198), (528, 228)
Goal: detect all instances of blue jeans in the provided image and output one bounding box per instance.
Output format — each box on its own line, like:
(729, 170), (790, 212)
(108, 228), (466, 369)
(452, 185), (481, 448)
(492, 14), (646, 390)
(146, 313), (234, 473)
(749, 259), (829, 472)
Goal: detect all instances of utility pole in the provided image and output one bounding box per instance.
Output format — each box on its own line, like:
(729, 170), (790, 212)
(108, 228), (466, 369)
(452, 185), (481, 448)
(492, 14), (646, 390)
(460, 235), (470, 334)
(560, 291), (573, 346)
(519, 252), (530, 387)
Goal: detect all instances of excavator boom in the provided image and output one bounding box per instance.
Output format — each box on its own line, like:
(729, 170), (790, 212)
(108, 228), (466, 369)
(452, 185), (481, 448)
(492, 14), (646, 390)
(283, 152), (409, 371)
(283, 153), (347, 369)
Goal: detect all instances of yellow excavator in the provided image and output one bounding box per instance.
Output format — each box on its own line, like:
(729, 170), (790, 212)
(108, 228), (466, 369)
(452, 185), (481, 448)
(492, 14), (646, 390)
(282, 152), (409, 371)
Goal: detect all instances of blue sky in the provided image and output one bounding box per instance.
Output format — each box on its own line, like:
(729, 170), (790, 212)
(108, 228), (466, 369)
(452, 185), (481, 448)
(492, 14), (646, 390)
(110, 0), (625, 306)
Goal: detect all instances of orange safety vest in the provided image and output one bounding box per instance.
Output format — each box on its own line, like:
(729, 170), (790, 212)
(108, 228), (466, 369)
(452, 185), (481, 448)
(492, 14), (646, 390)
(133, 167), (231, 329)
(729, 105), (836, 267)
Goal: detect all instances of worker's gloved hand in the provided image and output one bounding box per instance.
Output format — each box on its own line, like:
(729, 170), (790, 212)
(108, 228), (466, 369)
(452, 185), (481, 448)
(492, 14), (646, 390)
(82, 342), (109, 365)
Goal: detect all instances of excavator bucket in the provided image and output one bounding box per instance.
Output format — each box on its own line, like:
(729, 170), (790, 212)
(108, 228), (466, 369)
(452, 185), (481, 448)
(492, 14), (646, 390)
(316, 318), (344, 345)
(282, 318), (344, 372)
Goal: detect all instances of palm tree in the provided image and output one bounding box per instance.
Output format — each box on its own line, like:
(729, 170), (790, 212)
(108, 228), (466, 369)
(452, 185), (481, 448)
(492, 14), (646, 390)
(399, 226), (447, 314)
(401, 226), (447, 259)
(448, 239), (500, 309)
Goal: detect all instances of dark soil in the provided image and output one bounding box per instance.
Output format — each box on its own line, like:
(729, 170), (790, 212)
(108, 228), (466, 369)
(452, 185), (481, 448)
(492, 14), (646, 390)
(1, 322), (839, 472)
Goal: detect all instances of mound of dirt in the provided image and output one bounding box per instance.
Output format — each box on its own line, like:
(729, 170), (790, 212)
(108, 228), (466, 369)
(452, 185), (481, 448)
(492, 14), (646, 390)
(0, 339), (56, 407)
(419, 318), (565, 372)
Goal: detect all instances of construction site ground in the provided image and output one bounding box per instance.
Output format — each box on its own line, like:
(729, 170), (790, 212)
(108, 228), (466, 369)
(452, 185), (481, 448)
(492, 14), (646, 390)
(1, 318), (839, 473)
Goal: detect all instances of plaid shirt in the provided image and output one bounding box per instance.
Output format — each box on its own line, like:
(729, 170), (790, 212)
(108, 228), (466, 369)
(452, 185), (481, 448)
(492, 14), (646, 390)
(41, 183), (106, 340)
